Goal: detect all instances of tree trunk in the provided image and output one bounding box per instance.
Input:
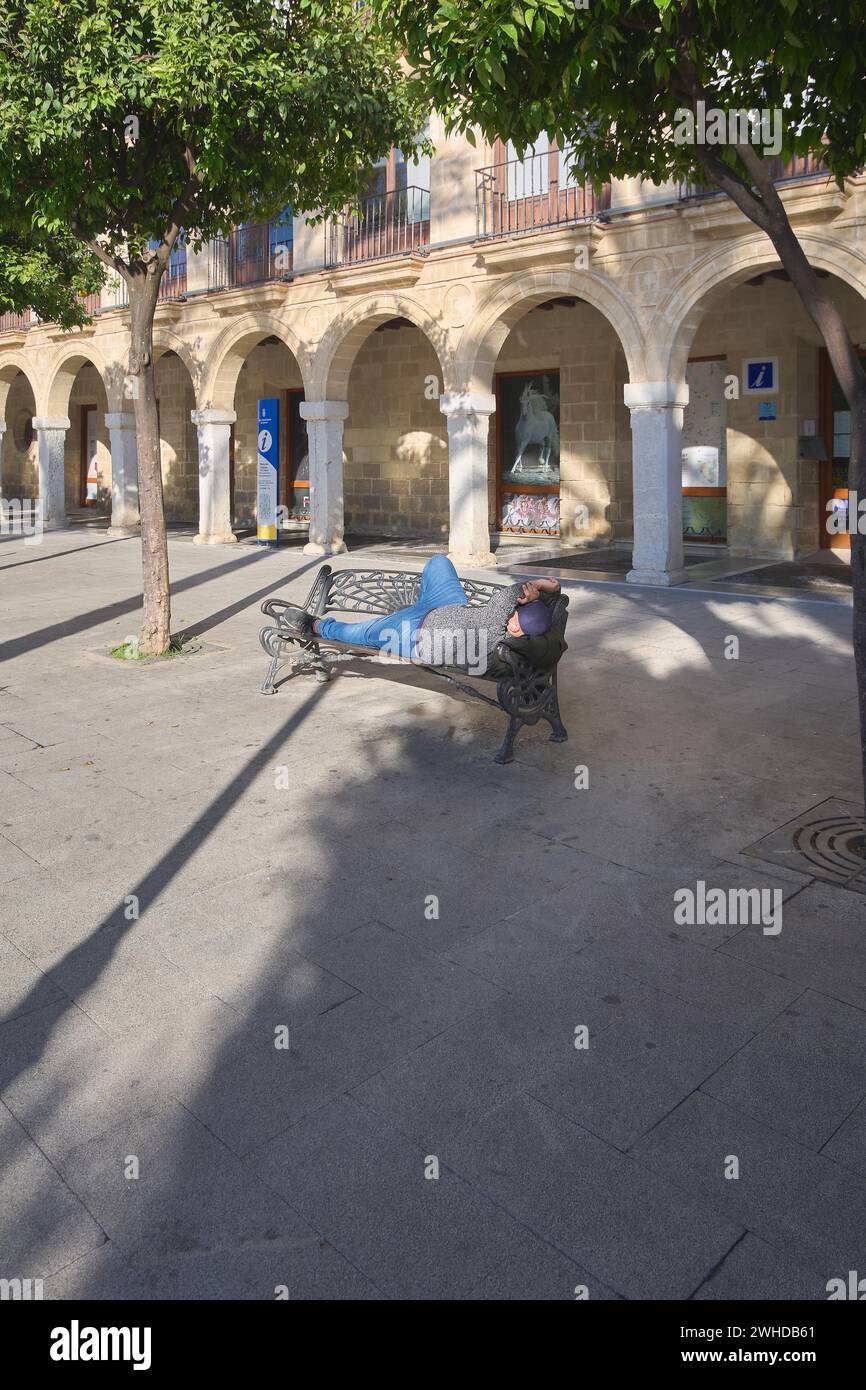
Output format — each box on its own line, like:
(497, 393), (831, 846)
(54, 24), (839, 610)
(128, 272), (171, 655)
(734, 210), (866, 827)
(687, 120), (866, 826)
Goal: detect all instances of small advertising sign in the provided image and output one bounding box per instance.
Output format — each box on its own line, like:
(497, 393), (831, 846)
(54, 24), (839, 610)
(257, 397), (279, 546)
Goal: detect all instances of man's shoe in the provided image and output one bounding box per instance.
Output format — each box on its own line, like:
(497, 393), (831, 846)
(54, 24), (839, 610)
(280, 606), (315, 639)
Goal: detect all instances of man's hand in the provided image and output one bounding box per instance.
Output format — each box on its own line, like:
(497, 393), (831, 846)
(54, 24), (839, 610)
(517, 577), (560, 603)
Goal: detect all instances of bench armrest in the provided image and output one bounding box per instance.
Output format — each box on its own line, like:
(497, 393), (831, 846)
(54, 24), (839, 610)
(260, 564), (334, 625)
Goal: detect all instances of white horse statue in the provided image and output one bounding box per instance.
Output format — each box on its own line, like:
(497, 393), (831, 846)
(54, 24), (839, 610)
(513, 382), (559, 473)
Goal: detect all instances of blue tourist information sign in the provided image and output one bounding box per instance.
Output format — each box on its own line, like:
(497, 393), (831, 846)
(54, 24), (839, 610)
(257, 397), (280, 546)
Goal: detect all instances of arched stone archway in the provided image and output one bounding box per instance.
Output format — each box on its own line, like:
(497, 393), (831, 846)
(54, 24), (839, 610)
(0, 358), (40, 512)
(308, 294), (456, 556)
(153, 329), (204, 408)
(44, 343), (118, 419)
(287, 293), (458, 558)
(200, 313), (312, 410)
(311, 290), (452, 400)
(195, 314), (311, 545)
(35, 346), (115, 529)
(456, 267), (646, 394)
(651, 232), (866, 384)
(652, 234), (866, 563)
(443, 269), (646, 565)
(154, 350), (200, 528)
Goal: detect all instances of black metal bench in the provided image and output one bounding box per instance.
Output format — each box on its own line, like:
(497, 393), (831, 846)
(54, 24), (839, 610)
(259, 564), (569, 764)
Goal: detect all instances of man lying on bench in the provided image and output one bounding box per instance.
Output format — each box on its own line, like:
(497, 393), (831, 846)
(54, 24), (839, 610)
(281, 553), (560, 676)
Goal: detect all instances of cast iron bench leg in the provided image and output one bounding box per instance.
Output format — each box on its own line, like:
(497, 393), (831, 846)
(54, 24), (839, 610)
(494, 713), (521, 764)
(546, 674), (568, 743)
(260, 650), (285, 695)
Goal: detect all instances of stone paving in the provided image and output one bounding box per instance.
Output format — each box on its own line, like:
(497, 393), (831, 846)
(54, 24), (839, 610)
(1, 524), (864, 1300)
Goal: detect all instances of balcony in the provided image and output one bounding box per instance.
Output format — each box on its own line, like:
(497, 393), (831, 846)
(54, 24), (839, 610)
(158, 254), (187, 301)
(209, 216), (293, 291)
(0, 309), (32, 333)
(326, 187), (430, 267)
(105, 248), (188, 310)
(476, 147), (610, 239)
(680, 153), (830, 201)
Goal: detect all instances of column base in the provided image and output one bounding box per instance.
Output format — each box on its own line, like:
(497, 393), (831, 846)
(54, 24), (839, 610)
(449, 549), (498, 570)
(303, 539), (347, 557)
(626, 566), (689, 587)
(194, 532), (238, 546)
(107, 523), (140, 538)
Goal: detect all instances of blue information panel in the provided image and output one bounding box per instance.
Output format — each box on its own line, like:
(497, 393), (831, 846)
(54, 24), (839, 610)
(257, 397), (280, 545)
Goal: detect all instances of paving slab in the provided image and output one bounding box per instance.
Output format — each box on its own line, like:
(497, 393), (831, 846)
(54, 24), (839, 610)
(247, 1093), (557, 1300)
(632, 1091), (866, 1278)
(54, 1100), (314, 1268)
(0, 1101), (106, 1279)
(691, 1234), (829, 1301)
(530, 986), (755, 1150)
(307, 920), (507, 1032)
(445, 1094), (744, 1299)
(171, 994), (427, 1156)
(700, 1014), (866, 1150)
(351, 969), (650, 1150)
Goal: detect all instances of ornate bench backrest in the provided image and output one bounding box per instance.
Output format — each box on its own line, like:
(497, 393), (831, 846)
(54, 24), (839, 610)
(321, 568), (499, 616)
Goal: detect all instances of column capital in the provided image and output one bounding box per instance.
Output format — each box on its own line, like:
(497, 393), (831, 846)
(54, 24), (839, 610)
(440, 391), (496, 418)
(33, 416), (70, 431)
(105, 412), (136, 431)
(299, 400), (349, 423)
(623, 382), (689, 411)
(191, 408), (236, 426)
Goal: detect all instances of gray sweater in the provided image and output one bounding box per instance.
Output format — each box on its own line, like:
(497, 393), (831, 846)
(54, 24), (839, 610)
(416, 583), (523, 675)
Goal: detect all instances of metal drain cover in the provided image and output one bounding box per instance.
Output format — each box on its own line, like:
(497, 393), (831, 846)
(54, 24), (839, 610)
(742, 796), (866, 895)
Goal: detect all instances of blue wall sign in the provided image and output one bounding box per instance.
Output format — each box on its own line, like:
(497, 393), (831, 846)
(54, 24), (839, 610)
(743, 358), (778, 394)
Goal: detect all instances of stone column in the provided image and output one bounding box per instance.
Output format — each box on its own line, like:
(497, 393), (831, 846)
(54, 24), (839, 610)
(0, 421), (5, 503)
(191, 408), (237, 545)
(300, 400), (349, 556)
(625, 382), (689, 586)
(33, 416), (69, 529)
(105, 412), (140, 535)
(440, 391), (497, 568)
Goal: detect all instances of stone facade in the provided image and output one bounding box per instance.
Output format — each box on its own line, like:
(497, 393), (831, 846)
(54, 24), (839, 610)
(2, 128), (866, 578)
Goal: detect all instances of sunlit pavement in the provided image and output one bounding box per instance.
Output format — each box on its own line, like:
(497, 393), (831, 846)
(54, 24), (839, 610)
(1, 525), (864, 1300)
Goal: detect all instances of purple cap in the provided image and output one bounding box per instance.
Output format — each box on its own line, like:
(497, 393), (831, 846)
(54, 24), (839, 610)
(516, 600), (553, 637)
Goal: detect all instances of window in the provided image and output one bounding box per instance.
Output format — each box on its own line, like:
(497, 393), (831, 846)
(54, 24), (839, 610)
(506, 135), (550, 199)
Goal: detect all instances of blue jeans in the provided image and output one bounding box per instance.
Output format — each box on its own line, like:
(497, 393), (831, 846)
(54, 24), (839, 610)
(318, 554), (468, 658)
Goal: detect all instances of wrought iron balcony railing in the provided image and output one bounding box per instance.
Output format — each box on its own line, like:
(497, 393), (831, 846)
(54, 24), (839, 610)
(209, 215), (293, 291)
(476, 147), (610, 239)
(679, 153), (830, 201)
(0, 309), (32, 333)
(158, 256), (187, 301)
(326, 186), (430, 267)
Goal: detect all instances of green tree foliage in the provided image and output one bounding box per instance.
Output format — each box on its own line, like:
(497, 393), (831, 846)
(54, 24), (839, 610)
(0, 228), (103, 327)
(0, 0), (425, 650)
